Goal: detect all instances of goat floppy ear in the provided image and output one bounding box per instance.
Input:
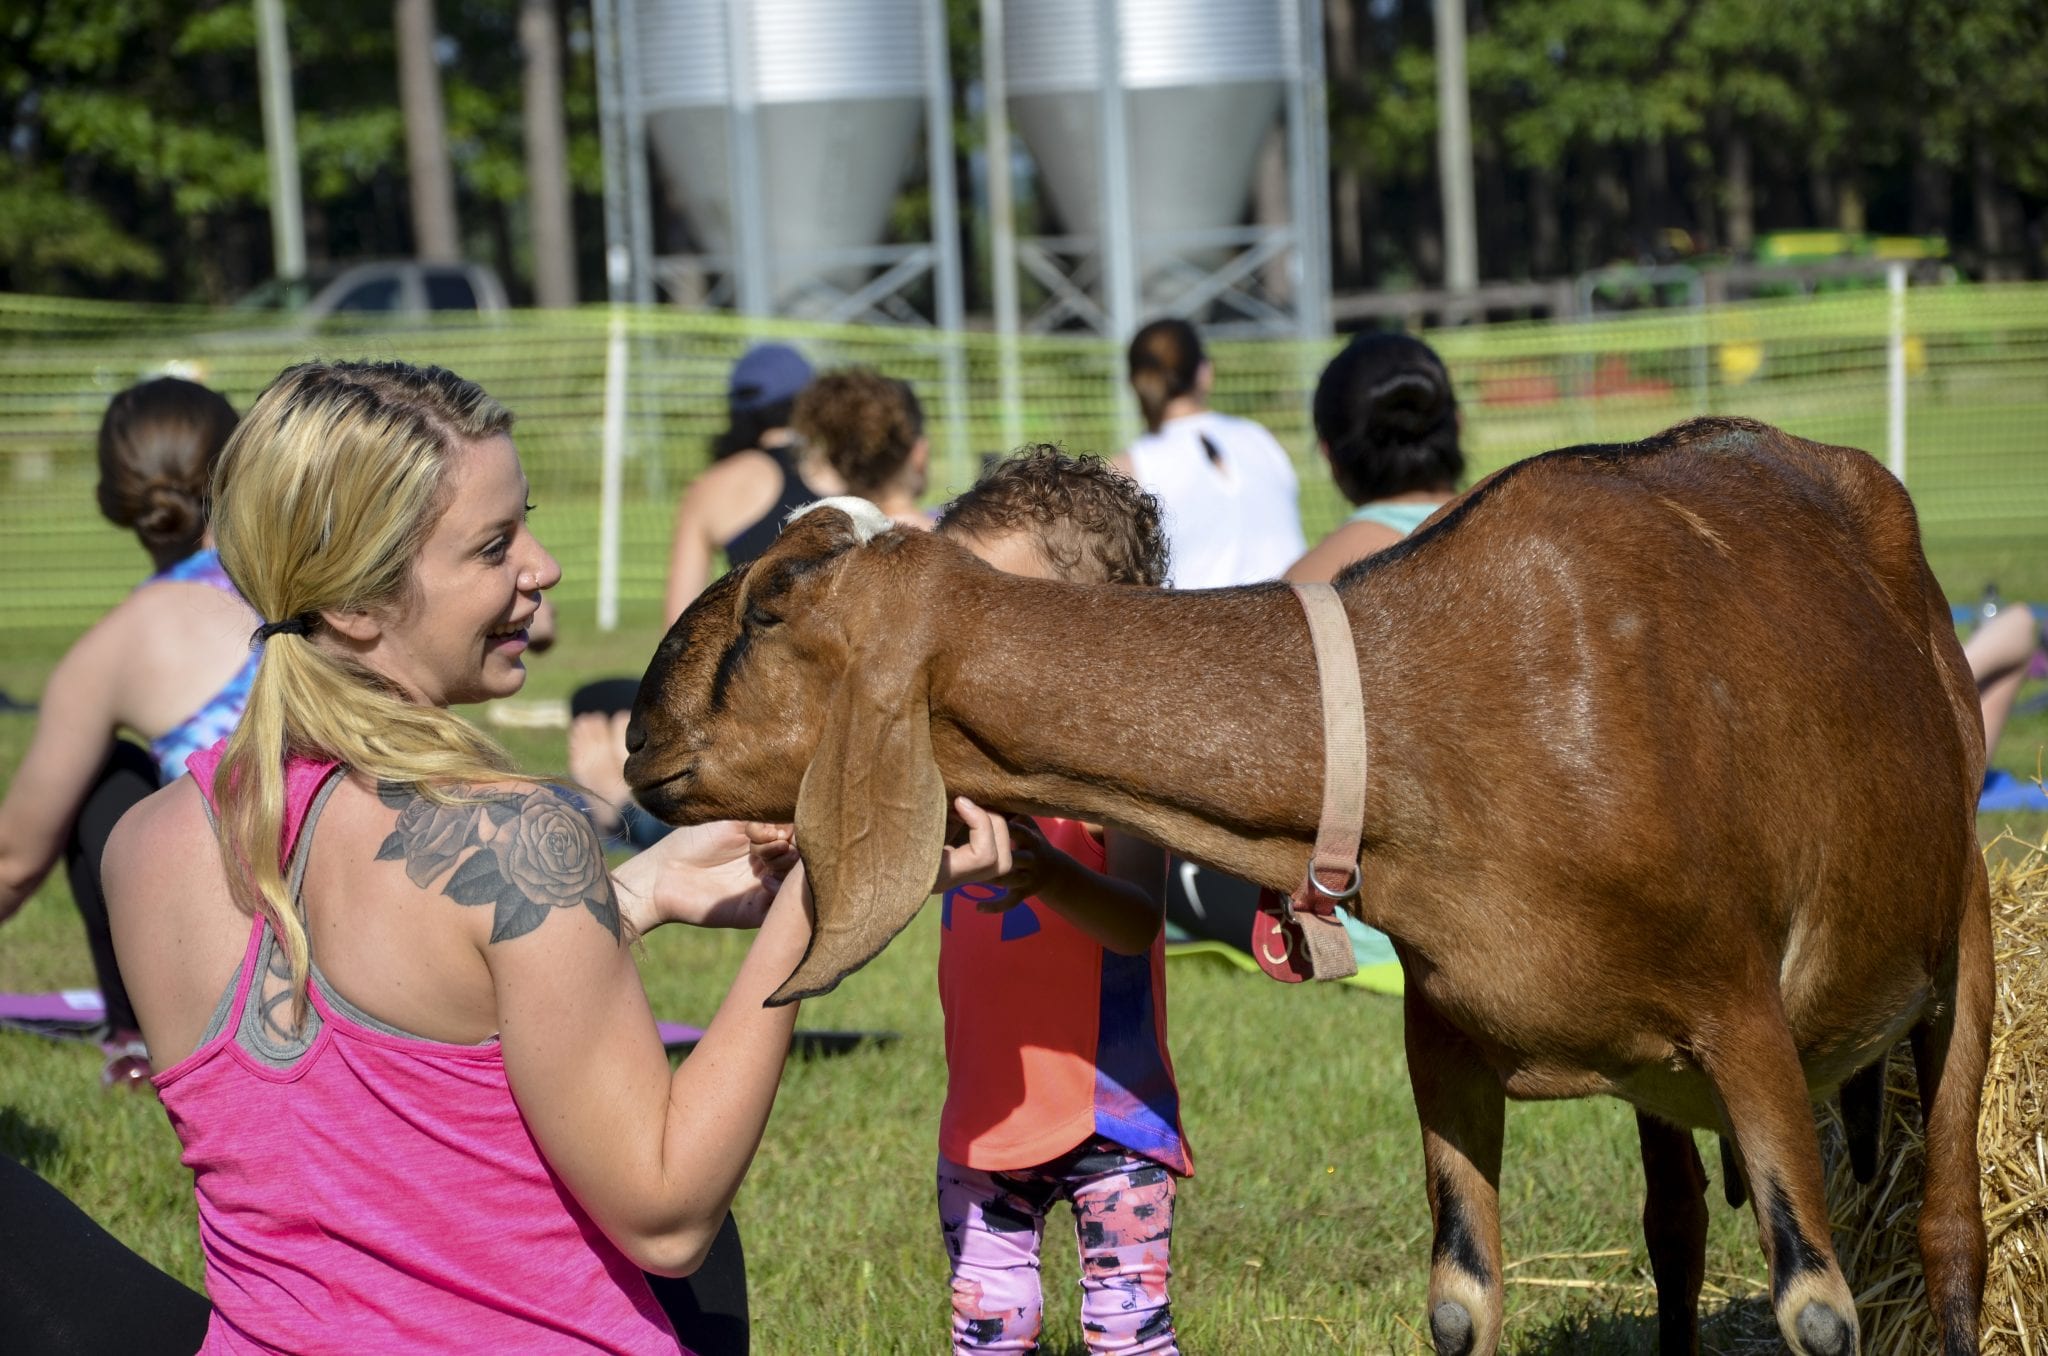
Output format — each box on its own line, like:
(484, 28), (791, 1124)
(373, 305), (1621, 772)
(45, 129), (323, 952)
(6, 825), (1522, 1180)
(771, 666), (947, 1005)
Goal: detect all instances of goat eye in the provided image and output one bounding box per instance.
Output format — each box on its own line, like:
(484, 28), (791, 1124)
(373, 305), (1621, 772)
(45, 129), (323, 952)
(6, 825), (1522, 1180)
(744, 604), (781, 630)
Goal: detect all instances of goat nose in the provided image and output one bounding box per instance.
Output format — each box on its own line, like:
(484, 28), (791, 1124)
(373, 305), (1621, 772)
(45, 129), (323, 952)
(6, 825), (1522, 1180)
(624, 713), (647, 756)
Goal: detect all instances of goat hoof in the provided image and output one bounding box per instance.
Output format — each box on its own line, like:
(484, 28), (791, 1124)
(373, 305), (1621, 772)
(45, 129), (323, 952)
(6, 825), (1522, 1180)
(1794, 1301), (1855, 1356)
(1430, 1300), (1475, 1356)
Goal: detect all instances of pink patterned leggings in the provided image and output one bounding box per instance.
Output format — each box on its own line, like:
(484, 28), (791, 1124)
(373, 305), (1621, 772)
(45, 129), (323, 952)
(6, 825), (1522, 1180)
(937, 1139), (1179, 1354)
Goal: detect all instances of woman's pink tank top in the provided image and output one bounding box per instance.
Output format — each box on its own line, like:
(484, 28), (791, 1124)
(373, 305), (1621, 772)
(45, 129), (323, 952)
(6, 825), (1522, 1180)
(156, 742), (684, 1354)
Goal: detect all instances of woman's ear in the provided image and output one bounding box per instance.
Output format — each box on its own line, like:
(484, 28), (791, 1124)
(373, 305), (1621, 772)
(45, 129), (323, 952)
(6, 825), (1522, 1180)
(1196, 359), (1215, 397)
(318, 606), (382, 644)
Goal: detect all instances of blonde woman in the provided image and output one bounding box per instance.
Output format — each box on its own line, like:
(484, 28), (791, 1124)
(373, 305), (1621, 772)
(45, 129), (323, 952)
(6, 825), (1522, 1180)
(102, 360), (809, 1354)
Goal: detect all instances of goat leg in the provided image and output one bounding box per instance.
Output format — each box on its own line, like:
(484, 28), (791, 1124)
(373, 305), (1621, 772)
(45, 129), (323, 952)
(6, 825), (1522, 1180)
(1909, 866), (1993, 1356)
(1702, 1000), (1860, 1356)
(1636, 1111), (1708, 1356)
(1839, 1059), (1886, 1185)
(1403, 989), (1505, 1356)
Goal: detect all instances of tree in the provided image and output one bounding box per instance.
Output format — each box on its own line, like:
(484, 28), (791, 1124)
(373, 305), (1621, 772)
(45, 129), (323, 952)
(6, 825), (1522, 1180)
(0, 1), (266, 295)
(519, 0), (575, 307)
(396, 0), (460, 260)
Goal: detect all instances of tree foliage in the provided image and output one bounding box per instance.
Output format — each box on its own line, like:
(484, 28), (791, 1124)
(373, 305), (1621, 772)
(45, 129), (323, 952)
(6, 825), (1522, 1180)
(2, 0), (2043, 302)
(1327, 0), (2048, 285)
(2, 0), (605, 302)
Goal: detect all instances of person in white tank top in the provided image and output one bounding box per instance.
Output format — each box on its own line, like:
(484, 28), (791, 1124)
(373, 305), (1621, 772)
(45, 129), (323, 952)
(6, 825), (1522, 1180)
(1113, 319), (1306, 590)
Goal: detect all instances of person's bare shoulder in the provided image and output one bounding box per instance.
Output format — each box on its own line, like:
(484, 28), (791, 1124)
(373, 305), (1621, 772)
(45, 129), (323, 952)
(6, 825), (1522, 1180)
(358, 775), (621, 947)
(1285, 519), (1406, 584)
(98, 579), (259, 732)
(122, 577), (259, 649)
(676, 449), (785, 543)
(104, 776), (216, 904)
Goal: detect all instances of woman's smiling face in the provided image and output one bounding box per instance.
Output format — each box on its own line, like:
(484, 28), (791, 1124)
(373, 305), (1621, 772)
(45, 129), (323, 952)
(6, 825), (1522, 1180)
(363, 432), (560, 708)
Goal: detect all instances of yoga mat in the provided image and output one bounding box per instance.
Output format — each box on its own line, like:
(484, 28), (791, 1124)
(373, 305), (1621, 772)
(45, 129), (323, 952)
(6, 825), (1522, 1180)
(1981, 769), (2048, 814)
(0, 992), (894, 1061)
(0, 989), (106, 1039)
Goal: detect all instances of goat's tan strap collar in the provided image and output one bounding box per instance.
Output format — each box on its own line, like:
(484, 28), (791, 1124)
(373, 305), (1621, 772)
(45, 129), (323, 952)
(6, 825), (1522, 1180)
(1253, 582), (1364, 983)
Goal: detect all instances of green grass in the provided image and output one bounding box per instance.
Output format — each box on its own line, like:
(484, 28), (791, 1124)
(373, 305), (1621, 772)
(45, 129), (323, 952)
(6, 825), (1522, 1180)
(2, 605), (2045, 1353)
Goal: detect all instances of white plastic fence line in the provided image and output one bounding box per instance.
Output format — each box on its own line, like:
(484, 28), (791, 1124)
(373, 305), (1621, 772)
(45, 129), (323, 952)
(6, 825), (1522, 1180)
(598, 308), (629, 631)
(1887, 261), (1908, 484)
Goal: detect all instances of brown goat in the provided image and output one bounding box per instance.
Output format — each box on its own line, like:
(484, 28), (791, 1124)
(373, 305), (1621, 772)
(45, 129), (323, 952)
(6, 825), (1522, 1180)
(624, 417), (1992, 1356)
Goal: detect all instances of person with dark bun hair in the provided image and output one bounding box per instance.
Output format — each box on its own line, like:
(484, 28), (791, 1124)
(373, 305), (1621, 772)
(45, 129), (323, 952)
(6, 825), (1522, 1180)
(1113, 317), (1305, 588)
(664, 342), (832, 623)
(0, 376), (257, 1086)
(791, 366), (930, 529)
(1285, 331), (1463, 584)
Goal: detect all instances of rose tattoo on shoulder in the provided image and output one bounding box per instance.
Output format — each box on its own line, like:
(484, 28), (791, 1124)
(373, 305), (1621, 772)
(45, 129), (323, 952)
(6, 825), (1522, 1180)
(376, 781), (620, 943)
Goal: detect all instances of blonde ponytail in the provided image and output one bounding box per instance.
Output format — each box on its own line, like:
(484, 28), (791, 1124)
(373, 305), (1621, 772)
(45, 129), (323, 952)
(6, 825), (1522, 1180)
(210, 361), (532, 1015)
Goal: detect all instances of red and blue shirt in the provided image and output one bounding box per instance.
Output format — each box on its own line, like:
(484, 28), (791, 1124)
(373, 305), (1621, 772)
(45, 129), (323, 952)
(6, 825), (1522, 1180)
(937, 818), (1190, 1176)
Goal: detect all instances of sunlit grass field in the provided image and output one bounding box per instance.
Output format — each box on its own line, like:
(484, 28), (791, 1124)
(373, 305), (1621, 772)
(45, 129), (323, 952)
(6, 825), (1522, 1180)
(3, 591), (2044, 1353)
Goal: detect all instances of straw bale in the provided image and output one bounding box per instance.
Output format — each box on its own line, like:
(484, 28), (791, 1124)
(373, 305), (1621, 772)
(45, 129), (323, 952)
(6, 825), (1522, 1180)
(1720, 833), (2048, 1354)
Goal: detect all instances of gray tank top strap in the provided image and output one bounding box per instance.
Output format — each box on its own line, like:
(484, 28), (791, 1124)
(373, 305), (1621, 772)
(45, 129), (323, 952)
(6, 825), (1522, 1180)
(203, 769), (498, 1056)
(193, 768), (345, 1057)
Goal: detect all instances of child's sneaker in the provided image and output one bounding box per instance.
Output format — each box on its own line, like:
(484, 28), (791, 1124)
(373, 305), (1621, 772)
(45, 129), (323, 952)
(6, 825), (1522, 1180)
(99, 1034), (153, 1092)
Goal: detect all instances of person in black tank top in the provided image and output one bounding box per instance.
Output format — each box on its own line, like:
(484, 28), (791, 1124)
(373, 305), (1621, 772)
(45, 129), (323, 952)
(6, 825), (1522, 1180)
(666, 345), (820, 621)
(722, 443), (824, 570)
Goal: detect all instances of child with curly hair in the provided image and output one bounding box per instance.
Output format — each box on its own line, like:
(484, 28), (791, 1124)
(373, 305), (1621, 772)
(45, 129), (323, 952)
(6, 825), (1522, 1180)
(931, 447), (1187, 1355)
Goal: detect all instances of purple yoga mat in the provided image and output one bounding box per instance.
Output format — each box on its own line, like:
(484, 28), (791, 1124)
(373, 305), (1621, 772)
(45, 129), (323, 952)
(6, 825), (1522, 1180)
(656, 1021), (707, 1049)
(0, 989), (107, 1039)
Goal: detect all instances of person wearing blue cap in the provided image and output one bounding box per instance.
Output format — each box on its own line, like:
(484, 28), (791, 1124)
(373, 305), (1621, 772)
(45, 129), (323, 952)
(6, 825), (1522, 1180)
(664, 343), (843, 623)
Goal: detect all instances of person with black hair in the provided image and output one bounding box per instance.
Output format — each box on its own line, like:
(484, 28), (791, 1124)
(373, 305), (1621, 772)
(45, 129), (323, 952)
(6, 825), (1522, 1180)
(0, 377), (256, 1087)
(1286, 331), (1464, 584)
(663, 343), (838, 623)
(1113, 317), (1305, 588)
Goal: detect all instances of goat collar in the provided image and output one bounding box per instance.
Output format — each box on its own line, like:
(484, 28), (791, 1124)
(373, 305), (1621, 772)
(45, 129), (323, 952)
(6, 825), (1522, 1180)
(1253, 582), (1365, 983)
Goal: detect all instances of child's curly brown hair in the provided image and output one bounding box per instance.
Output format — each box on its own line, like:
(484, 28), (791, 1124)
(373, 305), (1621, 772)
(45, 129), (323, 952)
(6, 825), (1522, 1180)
(938, 445), (1168, 587)
(790, 367), (923, 497)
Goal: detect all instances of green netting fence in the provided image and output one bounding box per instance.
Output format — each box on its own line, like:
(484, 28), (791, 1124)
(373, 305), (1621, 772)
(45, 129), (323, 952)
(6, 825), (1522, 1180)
(2, 283), (2044, 642)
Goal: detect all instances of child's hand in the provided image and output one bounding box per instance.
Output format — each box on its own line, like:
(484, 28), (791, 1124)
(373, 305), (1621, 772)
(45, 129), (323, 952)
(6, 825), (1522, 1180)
(934, 796), (1019, 894)
(933, 797), (1058, 910)
(972, 816), (1050, 912)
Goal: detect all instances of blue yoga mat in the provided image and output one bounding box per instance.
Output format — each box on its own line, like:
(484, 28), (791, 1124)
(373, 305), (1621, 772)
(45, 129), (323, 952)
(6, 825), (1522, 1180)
(1981, 770), (2048, 813)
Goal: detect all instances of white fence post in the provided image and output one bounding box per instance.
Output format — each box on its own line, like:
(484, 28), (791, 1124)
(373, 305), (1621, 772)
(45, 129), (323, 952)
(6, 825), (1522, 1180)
(598, 250), (629, 632)
(1886, 261), (1908, 484)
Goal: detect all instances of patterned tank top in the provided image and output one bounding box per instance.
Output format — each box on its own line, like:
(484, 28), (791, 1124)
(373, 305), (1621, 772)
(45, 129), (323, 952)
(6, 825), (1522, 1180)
(1345, 499), (1447, 537)
(146, 549), (259, 781)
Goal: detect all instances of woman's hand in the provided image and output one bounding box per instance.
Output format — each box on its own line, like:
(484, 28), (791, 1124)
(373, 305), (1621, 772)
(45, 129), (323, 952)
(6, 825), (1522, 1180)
(612, 820), (797, 935)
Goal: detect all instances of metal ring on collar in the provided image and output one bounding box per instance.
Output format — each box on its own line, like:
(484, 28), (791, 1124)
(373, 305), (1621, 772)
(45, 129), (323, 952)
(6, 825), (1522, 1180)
(1309, 864), (1362, 902)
